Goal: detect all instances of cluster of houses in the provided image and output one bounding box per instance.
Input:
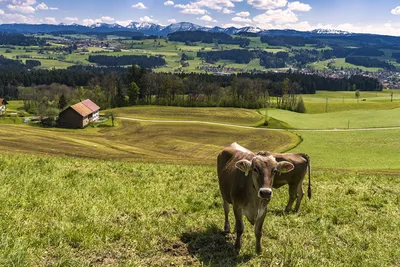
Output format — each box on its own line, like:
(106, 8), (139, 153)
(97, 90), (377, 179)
(58, 99), (100, 128)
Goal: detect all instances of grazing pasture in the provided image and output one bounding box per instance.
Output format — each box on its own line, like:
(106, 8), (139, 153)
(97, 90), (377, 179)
(0, 154), (399, 266)
(1, 102), (399, 265)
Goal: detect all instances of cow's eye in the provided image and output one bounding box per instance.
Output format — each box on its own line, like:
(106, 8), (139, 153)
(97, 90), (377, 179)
(253, 168), (258, 173)
(272, 168), (278, 174)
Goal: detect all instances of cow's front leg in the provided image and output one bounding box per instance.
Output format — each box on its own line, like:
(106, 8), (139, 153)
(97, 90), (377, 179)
(223, 200), (230, 232)
(233, 205), (244, 252)
(254, 207), (267, 254)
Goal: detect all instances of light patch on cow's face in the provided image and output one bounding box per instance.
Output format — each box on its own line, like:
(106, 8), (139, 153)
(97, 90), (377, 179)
(251, 155), (279, 199)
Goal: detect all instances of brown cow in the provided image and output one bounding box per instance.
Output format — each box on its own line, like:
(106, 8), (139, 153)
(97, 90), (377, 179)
(217, 142), (295, 254)
(272, 152), (311, 212)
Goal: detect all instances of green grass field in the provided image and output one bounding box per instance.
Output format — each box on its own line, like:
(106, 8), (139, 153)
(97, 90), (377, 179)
(309, 58), (382, 72)
(0, 153), (398, 266)
(1, 100), (400, 265)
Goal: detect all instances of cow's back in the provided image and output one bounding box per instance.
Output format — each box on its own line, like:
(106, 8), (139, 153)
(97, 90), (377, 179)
(272, 153), (308, 187)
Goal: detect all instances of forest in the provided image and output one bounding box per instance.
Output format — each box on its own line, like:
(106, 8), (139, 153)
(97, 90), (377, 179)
(168, 31), (250, 47)
(1, 64), (382, 121)
(345, 56), (396, 70)
(0, 32), (45, 46)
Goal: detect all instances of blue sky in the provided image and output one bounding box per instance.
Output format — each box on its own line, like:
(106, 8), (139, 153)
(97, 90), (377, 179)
(0, 0), (400, 35)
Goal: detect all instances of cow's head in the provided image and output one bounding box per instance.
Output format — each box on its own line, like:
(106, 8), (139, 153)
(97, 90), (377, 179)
(235, 154), (294, 199)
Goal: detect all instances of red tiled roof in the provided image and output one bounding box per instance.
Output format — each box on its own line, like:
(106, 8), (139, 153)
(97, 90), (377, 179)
(81, 99), (100, 112)
(70, 102), (92, 117)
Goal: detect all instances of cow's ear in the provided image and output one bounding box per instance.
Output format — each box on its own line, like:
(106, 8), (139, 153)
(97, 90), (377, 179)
(235, 159), (252, 176)
(277, 161), (294, 173)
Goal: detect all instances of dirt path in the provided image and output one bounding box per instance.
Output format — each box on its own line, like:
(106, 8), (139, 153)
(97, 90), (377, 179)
(117, 117), (400, 132)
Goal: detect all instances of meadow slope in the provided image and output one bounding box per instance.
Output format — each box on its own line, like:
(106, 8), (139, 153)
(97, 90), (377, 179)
(0, 154), (398, 266)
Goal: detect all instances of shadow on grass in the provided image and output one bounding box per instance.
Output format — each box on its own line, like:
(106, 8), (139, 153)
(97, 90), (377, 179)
(180, 224), (251, 267)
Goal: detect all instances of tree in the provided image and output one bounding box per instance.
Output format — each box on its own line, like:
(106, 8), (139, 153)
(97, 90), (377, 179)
(128, 82), (140, 106)
(58, 93), (67, 110)
(105, 111), (115, 127)
(355, 89), (360, 100)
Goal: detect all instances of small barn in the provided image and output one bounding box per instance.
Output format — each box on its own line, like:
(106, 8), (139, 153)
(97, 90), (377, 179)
(58, 99), (100, 128)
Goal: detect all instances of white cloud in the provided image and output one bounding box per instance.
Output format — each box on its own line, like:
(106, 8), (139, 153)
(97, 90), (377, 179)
(49, 7), (57, 10)
(101, 16), (114, 22)
(232, 16), (252, 23)
(253, 8), (298, 27)
(222, 8), (234, 14)
(139, 16), (157, 23)
(64, 17), (79, 23)
(132, 2), (147, 9)
(236, 11), (250, 17)
(115, 20), (132, 26)
(44, 16), (56, 24)
(2, 13), (39, 23)
(7, 4), (35, 13)
(175, 4), (208, 15)
(175, 0), (243, 15)
(198, 15), (217, 22)
(82, 18), (102, 26)
(164, 1), (174, 6)
(0, 9), (4, 15)
(222, 23), (245, 28)
(168, 18), (177, 23)
(391, 6), (400, 15)
(36, 2), (47, 10)
(287, 1), (311, 12)
(247, 0), (287, 10)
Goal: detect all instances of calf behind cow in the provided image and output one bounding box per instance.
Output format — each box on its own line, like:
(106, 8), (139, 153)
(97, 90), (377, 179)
(217, 143), (295, 254)
(217, 143), (311, 254)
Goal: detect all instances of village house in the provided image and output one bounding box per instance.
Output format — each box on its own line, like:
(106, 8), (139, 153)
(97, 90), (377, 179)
(58, 99), (100, 128)
(0, 98), (7, 115)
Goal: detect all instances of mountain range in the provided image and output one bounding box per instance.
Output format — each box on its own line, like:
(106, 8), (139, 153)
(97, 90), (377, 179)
(0, 21), (355, 37)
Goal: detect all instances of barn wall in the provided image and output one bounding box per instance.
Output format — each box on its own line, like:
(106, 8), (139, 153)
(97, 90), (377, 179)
(58, 108), (84, 128)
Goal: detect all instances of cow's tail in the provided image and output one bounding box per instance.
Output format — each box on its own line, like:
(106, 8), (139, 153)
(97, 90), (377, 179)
(300, 153), (312, 199)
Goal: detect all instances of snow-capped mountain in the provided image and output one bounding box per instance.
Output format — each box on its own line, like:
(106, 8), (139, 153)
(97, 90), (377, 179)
(0, 21), (366, 38)
(237, 26), (263, 33)
(311, 29), (351, 35)
(161, 22), (205, 35)
(126, 22), (165, 35)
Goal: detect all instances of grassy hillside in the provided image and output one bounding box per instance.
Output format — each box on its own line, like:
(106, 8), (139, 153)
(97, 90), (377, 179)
(0, 120), (298, 165)
(112, 106), (265, 126)
(0, 153), (398, 266)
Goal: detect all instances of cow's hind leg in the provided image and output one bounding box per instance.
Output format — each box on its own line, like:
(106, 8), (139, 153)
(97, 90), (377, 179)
(285, 183), (297, 212)
(233, 205), (244, 252)
(223, 200), (230, 233)
(294, 181), (304, 212)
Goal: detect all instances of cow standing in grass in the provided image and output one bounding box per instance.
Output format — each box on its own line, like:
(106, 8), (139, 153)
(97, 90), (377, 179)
(217, 143), (295, 254)
(271, 152), (311, 212)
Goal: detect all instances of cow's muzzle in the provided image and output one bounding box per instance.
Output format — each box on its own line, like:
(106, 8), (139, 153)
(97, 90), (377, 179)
(258, 188), (272, 199)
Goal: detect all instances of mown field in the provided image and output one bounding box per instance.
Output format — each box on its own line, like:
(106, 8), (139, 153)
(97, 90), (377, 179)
(1, 98), (400, 265)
